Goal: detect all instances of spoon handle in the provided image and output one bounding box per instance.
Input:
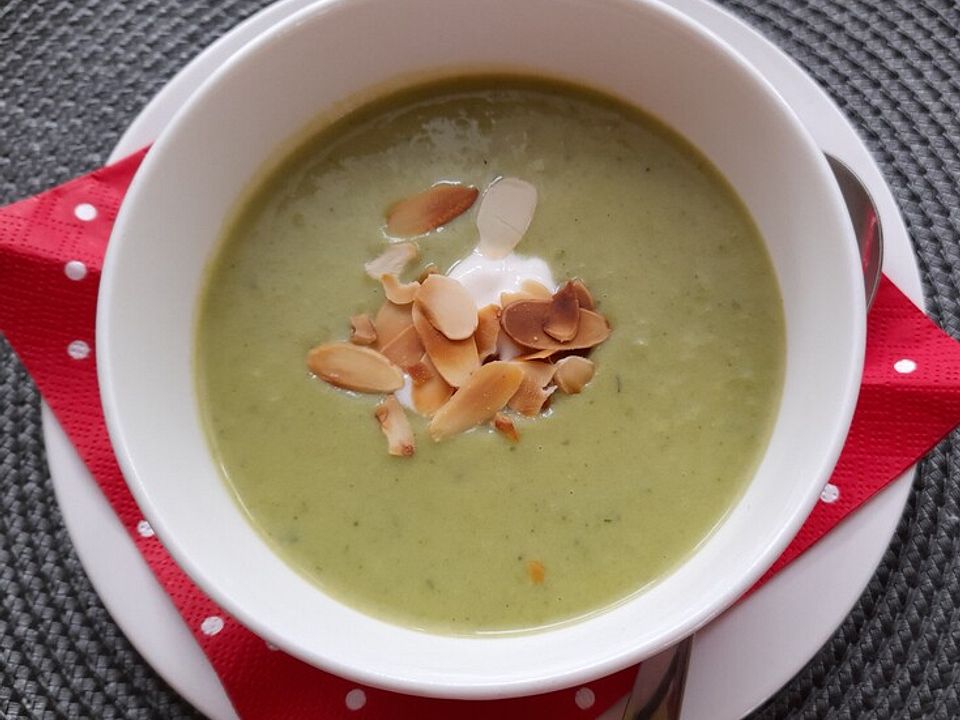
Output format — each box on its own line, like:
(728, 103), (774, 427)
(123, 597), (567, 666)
(620, 636), (693, 720)
(824, 153), (884, 309)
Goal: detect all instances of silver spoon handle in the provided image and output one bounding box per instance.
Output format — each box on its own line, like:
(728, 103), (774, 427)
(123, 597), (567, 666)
(620, 637), (693, 720)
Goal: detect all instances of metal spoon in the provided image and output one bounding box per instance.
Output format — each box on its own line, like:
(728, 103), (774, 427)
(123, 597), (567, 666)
(826, 154), (884, 309)
(620, 153), (884, 720)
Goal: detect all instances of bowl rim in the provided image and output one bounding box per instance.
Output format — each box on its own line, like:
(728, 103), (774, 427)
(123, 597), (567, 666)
(97, 0), (866, 699)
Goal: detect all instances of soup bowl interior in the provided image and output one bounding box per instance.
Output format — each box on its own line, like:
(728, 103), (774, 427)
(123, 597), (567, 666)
(98, 0), (864, 699)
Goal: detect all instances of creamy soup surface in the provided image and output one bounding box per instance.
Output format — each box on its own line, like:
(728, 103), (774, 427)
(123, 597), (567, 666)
(196, 76), (785, 634)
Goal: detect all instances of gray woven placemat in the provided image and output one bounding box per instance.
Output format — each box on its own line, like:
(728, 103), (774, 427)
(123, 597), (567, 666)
(1, 1), (958, 718)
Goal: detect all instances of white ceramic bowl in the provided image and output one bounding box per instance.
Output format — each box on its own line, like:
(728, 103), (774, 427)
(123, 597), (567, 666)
(98, 0), (865, 700)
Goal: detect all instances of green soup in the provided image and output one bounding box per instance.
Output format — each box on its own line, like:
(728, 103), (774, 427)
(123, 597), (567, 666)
(196, 76), (785, 634)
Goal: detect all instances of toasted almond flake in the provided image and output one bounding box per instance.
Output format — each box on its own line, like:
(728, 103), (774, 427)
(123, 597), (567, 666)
(500, 299), (553, 348)
(374, 301), (413, 349)
(500, 290), (533, 306)
(507, 373), (556, 416)
(374, 395), (415, 457)
(414, 376), (455, 416)
(565, 309), (612, 349)
(307, 343), (403, 393)
(381, 274), (420, 305)
(571, 278), (595, 310)
(364, 242), (418, 279)
(378, 324), (425, 369)
(412, 303), (480, 387)
(493, 412), (520, 443)
(500, 281), (554, 306)
(554, 356), (596, 394)
(521, 280), (554, 299)
(410, 353), (454, 415)
(475, 305), (501, 361)
(349, 314), (377, 346)
(527, 559), (546, 584)
(408, 355), (435, 385)
(428, 361), (524, 441)
(514, 348), (556, 361)
(513, 360), (557, 388)
(477, 177), (538, 259)
(416, 274), (479, 340)
(386, 183), (478, 237)
(497, 333), (525, 362)
(417, 263), (439, 283)
(501, 301), (611, 350)
(543, 281), (581, 342)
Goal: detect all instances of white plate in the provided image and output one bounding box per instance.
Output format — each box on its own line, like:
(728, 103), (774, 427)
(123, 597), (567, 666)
(44, 0), (921, 718)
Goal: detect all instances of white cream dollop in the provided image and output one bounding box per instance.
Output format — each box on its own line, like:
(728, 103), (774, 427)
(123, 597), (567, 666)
(447, 249), (556, 308)
(393, 176), (554, 410)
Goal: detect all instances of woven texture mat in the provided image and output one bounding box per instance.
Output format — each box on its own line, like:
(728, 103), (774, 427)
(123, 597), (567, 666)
(2, 1), (959, 718)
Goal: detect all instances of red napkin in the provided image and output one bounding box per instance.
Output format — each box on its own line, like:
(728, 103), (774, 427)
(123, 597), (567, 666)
(2, 149), (960, 719)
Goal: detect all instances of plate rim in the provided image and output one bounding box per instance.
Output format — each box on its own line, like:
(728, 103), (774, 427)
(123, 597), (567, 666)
(44, 0), (921, 716)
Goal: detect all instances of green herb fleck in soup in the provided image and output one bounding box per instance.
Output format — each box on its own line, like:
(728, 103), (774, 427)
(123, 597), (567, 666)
(196, 76), (785, 634)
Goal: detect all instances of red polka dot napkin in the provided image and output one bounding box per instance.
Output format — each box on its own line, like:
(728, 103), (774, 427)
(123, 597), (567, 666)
(3, 149), (960, 719)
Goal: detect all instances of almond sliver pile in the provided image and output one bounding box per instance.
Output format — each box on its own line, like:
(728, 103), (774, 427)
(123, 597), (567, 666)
(307, 178), (613, 456)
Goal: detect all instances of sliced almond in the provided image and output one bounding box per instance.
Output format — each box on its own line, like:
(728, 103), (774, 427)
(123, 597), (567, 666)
(416, 274), (478, 340)
(364, 242), (418, 279)
(380, 274), (420, 305)
(410, 353), (454, 416)
(501, 299), (563, 348)
(499, 280), (553, 307)
(508, 361), (556, 416)
(307, 343), (403, 393)
(497, 333), (525, 362)
(477, 177), (538, 259)
(543, 281), (580, 342)
(513, 360), (557, 388)
(565, 309), (612, 349)
(349, 314), (377, 346)
(508, 372), (556, 416)
(514, 348), (556, 362)
(414, 376), (455, 416)
(417, 263), (439, 283)
(412, 303), (480, 387)
(408, 355), (435, 386)
(374, 301), (413, 349)
(386, 183), (478, 237)
(475, 304), (501, 361)
(570, 278), (595, 310)
(521, 280), (554, 299)
(500, 290), (534, 306)
(379, 324), (425, 370)
(428, 361), (524, 441)
(554, 356), (596, 394)
(374, 395), (415, 457)
(501, 301), (611, 351)
(492, 412), (520, 443)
